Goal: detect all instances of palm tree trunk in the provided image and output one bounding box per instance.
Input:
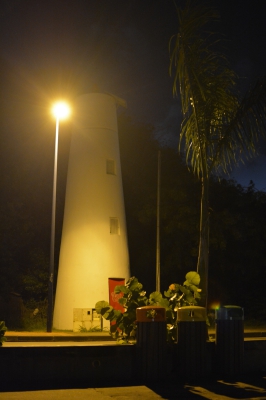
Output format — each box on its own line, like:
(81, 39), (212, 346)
(197, 170), (209, 309)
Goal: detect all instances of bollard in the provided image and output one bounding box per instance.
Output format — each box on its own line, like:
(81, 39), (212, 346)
(215, 305), (244, 376)
(136, 306), (166, 383)
(176, 306), (207, 378)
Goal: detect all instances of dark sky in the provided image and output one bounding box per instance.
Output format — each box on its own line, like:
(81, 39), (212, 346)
(1, 0), (266, 189)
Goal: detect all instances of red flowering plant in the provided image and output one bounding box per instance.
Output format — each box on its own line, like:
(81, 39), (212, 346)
(95, 272), (201, 343)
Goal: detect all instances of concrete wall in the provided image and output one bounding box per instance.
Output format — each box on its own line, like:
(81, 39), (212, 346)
(1, 340), (265, 391)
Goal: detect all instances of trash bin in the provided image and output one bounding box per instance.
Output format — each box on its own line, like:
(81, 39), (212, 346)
(176, 306), (207, 378)
(136, 306), (166, 382)
(215, 305), (244, 376)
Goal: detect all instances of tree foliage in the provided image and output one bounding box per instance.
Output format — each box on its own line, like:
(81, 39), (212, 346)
(0, 321), (7, 346)
(169, 1), (266, 306)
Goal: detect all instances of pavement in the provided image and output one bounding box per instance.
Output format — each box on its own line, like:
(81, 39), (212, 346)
(1, 375), (266, 399)
(4, 330), (115, 342)
(5, 327), (266, 337)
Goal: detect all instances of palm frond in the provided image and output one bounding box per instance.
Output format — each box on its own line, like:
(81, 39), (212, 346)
(211, 77), (266, 173)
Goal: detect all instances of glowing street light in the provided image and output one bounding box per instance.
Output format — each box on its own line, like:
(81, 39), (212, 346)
(47, 101), (71, 332)
(52, 101), (71, 120)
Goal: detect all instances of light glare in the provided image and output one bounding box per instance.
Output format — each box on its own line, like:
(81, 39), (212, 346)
(210, 302), (220, 310)
(52, 101), (71, 120)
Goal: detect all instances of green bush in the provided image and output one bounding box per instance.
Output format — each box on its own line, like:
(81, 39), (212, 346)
(0, 321), (7, 346)
(21, 299), (47, 331)
(95, 271), (201, 343)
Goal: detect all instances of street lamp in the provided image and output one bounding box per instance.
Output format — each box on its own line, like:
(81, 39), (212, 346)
(47, 101), (71, 332)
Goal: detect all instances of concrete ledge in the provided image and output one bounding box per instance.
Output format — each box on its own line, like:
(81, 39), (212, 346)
(5, 331), (114, 342)
(206, 339), (266, 374)
(0, 343), (135, 391)
(243, 338), (266, 372)
(0, 337), (265, 391)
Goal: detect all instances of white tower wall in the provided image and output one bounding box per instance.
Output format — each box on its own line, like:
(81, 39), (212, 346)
(53, 93), (130, 330)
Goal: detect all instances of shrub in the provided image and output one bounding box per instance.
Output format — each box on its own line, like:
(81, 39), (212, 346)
(95, 271), (201, 343)
(0, 321), (7, 346)
(21, 299), (47, 331)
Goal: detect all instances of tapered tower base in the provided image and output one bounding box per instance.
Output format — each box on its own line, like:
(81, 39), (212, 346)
(53, 93), (130, 330)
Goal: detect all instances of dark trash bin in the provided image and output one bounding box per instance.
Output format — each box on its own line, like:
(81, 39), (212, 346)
(215, 305), (244, 376)
(176, 306), (207, 378)
(136, 306), (166, 382)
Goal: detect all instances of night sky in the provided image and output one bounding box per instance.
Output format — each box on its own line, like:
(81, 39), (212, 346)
(1, 0), (266, 189)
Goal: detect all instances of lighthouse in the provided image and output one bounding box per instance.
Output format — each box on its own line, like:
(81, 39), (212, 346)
(53, 92), (130, 330)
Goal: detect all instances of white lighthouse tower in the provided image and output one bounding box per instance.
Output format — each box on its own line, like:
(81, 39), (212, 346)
(53, 92), (130, 330)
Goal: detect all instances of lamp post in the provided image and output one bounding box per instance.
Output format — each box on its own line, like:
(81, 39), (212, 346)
(47, 101), (70, 332)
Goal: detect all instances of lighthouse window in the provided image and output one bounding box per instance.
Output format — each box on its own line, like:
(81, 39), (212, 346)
(106, 159), (116, 175)
(110, 217), (119, 234)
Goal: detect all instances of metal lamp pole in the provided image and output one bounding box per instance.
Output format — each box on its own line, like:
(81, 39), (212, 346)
(47, 102), (70, 332)
(47, 117), (59, 332)
(156, 150), (161, 293)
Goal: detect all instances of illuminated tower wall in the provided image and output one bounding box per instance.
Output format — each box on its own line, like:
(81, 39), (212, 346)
(53, 92), (130, 330)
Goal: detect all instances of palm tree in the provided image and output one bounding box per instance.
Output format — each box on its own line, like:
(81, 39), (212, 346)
(169, 1), (266, 307)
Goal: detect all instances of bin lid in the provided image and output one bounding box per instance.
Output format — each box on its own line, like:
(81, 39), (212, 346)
(136, 306), (166, 322)
(176, 306), (206, 322)
(215, 305), (244, 320)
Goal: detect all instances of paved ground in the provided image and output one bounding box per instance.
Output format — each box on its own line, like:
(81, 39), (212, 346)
(3, 340), (118, 347)
(4, 327), (266, 340)
(1, 374), (266, 400)
(4, 331), (114, 342)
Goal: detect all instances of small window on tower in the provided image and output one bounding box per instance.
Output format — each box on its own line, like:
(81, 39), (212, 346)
(106, 159), (116, 175)
(110, 217), (119, 234)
